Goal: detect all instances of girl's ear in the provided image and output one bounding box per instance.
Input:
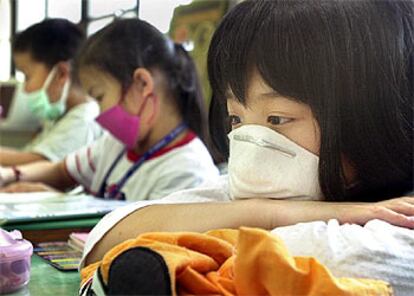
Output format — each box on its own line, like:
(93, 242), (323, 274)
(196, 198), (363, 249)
(124, 68), (157, 118)
(54, 61), (71, 85)
(131, 68), (155, 99)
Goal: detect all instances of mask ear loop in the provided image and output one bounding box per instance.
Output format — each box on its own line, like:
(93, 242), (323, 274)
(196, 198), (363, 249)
(138, 92), (158, 124)
(42, 66), (58, 91)
(43, 66), (70, 107)
(56, 76), (71, 108)
(117, 87), (130, 109)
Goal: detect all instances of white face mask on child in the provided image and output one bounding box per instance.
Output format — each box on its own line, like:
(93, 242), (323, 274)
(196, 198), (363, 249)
(227, 124), (323, 200)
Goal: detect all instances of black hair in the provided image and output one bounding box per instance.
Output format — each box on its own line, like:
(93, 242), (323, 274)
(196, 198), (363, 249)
(208, 94), (230, 163)
(75, 19), (208, 144)
(208, 0), (414, 202)
(13, 18), (84, 68)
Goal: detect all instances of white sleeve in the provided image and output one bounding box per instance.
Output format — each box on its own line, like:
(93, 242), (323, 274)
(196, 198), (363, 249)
(27, 104), (101, 161)
(271, 219), (414, 296)
(148, 171), (213, 200)
(64, 137), (103, 190)
(147, 151), (220, 201)
(79, 175), (231, 269)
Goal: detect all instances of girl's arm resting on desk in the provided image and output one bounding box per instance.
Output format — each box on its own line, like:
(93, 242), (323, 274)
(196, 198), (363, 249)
(0, 147), (47, 166)
(0, 181), (61, 193)
(0, 161), (76, 191)
(85, 196), (414, 265)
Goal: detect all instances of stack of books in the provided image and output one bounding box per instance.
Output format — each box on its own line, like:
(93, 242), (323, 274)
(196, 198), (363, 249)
(67, 232), (89, 252)
(34, 232), (90, 271)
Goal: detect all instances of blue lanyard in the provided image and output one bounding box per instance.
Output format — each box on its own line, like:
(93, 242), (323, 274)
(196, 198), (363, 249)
(98, 123), (187, 199)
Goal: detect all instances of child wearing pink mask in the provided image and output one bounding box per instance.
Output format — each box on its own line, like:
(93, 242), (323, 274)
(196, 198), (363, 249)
(0, 19), (219, 201)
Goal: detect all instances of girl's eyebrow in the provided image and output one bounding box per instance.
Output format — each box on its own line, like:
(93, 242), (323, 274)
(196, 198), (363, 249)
(259, 91), (302, 104)
(260, 91), (283, 98)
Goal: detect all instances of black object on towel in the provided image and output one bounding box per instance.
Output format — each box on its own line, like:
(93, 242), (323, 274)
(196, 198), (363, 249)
(107, 247), (172, 295)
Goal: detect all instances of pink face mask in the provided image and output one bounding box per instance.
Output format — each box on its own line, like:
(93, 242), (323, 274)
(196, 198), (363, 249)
(95, 94), (154, 149)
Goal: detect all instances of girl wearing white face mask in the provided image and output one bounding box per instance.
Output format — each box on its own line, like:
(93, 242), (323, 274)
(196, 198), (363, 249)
(73, 1), (414, 294)
(0, 19), (102, 166)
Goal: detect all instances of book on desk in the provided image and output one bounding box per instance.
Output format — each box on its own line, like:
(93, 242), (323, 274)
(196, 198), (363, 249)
(34, 232), (89, 271)
(0, 192), (128, 224)
(0, 191), (129, 243)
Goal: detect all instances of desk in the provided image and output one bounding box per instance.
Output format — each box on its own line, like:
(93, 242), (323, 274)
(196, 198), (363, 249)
(3, 218), (101, 243)
(7, 255), (80, 296)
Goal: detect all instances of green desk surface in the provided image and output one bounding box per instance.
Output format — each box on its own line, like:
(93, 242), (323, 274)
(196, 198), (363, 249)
(3, 217), (100, 244)
(3, 217), (101, 231)
(6, 255), (80, 296)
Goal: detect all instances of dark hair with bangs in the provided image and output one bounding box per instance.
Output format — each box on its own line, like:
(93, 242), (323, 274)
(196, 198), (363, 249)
(208, 0), (414, 202)
(13, 18), (84, 68)
(75, 19), (208, 144)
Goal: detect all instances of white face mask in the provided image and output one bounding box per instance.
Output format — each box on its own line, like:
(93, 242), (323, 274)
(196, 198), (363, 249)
(17, 67), (70, 121)
(228, 124), (323, 200)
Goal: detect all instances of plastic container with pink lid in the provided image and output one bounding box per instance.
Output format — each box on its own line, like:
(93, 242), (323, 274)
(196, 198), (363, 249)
(0, 229), (33, 294)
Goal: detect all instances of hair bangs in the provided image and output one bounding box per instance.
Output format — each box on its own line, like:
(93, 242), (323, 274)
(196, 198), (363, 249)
(254, 0), (344, 108)
(208, 1), (272, 106)
(209, 0), (336, 108)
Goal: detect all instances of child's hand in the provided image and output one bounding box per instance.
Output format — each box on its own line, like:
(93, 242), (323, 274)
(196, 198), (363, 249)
(0, 181), (60, 193)
(340, 196), (414, 228)
(0, 166), (5, 187)
(0, 165), (11, 187)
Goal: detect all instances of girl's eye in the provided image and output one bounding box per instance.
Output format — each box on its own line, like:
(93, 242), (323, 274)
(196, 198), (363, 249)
(228, 115), (241, 126)
(95, 95), (104, 102)
(267, 116), (293, 125)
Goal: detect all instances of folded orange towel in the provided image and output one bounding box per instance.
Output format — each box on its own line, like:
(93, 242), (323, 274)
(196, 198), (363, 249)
(81, 227), (392, 295)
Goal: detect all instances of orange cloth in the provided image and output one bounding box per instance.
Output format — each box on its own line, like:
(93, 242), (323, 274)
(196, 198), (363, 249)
(81, 227), (392, 295)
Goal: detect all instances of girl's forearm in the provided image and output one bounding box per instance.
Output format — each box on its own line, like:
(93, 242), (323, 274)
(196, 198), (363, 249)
(1, 161), (76, 190)
(86, 200), (266, 265)
(0, 147), (47, 166)
(85, 196), (414, 265)
(85, 199), (336, 264)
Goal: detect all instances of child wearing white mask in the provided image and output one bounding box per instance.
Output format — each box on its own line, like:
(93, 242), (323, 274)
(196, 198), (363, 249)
(76, 0), (414, 294)
(0, 19), (102, 165)
(0, 19), (219, 200)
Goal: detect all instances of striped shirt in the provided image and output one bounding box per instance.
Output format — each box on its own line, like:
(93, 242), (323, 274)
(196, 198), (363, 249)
(65, 131), (219, 201)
